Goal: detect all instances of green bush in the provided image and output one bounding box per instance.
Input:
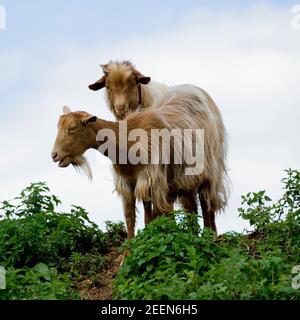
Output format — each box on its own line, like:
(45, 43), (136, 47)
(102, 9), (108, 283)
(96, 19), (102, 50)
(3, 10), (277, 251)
(60, 252), (107, 281)
(1, 170), (299, 300)
(105, 220), (127, 246)
(114, 169), (300, 300)
(0, 182), (124, 300)
(0, 183), (108, 269)
(0, 263), (77, 300)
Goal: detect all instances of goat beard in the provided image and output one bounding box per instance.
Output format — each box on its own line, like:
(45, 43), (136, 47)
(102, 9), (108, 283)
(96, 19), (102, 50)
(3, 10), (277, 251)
(71, 155), (93, 181)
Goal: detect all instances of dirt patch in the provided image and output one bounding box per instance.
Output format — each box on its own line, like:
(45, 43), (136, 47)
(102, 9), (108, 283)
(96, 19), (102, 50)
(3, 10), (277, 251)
(77, 247), (124, 300)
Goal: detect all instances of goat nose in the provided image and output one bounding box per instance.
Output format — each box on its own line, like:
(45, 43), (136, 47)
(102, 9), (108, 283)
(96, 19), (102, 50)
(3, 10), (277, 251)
(52, 152), (58, 161)
(116, 105), (125, 112)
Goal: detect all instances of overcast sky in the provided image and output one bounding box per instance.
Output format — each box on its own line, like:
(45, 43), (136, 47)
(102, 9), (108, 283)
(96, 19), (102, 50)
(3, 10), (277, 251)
(0, 0), (299, 234)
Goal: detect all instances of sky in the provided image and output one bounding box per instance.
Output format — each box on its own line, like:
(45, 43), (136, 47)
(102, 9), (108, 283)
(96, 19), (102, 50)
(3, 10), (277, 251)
(0, 0), (299, 234)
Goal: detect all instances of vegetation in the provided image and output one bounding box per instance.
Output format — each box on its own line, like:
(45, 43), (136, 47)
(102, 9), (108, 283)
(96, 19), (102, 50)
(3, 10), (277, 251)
(0, 169), (299, 300)
(114, 169), (300, 299)
(0, 182), (126, 300)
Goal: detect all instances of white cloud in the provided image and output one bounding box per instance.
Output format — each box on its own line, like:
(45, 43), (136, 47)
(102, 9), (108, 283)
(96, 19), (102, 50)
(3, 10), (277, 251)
(0, 3), (299, 234)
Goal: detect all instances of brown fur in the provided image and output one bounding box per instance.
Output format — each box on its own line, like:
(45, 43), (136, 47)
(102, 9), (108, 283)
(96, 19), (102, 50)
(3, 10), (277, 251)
(89, 61), (200, 227)
(52, 85), (228, 238)
(89, 61), (152, 120)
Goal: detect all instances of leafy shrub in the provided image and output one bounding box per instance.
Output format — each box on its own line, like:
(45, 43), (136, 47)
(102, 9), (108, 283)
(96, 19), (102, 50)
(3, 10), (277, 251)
(0, 182), (123, 300)
(0, 183), (108, 269)
(105, 220), (127, 246)
(60, 252), (107, 281)
(114, 169), (300, 300)
(0, 263), (78, 300)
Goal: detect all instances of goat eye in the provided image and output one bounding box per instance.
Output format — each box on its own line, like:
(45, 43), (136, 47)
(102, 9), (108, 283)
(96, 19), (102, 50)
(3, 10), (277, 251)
(69, 127), (77, 133)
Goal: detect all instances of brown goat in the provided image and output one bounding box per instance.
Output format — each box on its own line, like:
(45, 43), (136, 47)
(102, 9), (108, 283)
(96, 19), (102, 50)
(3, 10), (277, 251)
(89, 61), (199, 226)
(89, 60), (169, 120)
(52, 85), (228, 238)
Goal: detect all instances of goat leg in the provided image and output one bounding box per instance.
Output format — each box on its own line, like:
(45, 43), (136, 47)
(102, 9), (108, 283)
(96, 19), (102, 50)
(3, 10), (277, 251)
(143, 201), (153, 225)
(122, 197), (136, 239)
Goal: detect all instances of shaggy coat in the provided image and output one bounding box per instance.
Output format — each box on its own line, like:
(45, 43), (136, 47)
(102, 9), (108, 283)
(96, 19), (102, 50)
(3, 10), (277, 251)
(89, 61), (202, 226)
(89, 61), (172, 225)
(52, 85), (228, 238)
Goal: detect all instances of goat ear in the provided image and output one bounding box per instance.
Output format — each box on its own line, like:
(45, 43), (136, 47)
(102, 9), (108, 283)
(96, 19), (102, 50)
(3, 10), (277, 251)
(100, 63), (109, 75)
(135, 73), (151, 85)
(89, 76), (106, 91)
(63, 106), (72, 115)
(81, 115), (97, 125)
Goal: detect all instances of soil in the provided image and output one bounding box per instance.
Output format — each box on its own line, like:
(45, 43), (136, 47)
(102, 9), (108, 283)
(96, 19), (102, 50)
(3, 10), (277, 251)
(76, 247), (124, 300)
